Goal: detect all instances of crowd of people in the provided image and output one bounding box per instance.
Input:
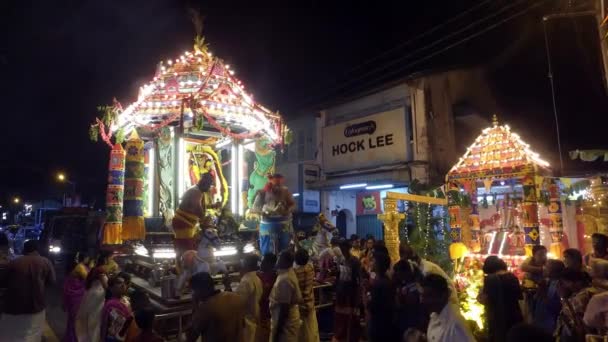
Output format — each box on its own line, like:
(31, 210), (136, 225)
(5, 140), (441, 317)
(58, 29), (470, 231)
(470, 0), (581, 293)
(0, 239), (163, 342)
(181, 235), (474, 342)
(1, 231), (608, 341)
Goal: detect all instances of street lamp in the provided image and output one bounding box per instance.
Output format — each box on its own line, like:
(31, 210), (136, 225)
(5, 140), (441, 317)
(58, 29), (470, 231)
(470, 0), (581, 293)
(56, 172), (76, 207)
(13, 197), (20, 204)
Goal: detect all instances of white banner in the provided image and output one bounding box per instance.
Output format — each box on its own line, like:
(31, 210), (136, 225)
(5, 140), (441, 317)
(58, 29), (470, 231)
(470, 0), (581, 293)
(322, 108), (408, 173)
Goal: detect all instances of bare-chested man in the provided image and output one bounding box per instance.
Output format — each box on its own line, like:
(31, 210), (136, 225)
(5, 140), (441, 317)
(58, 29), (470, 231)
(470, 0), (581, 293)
(172, 172), (214, 266)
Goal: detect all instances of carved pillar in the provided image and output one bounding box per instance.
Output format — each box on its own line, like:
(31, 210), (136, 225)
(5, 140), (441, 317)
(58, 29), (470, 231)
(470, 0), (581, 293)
(378, 197), (405, 264)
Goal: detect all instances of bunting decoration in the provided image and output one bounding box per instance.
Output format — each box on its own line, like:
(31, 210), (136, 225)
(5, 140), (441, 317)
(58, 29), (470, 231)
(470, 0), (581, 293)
(102, 143), (126, 245)
(122, 130), (146, 241)
(569, 149), (608, 162)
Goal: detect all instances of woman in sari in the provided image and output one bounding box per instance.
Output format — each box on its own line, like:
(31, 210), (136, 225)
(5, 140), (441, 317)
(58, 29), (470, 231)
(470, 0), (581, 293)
(76, 250), (111, 342)
(63, 252), (90, 342)
(101, 275), (133, 342)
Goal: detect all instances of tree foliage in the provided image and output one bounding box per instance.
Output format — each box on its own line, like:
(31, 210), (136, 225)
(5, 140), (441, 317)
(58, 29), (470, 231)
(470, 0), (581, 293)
(403, 180), (453, 275)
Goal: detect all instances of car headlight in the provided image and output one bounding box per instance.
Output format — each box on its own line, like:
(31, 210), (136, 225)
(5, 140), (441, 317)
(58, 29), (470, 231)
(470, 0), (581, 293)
(243, 243), (255, 254)
(152, 249), (175, 259)
(214, 246), (238, 257)
(49, 245), (61, 253)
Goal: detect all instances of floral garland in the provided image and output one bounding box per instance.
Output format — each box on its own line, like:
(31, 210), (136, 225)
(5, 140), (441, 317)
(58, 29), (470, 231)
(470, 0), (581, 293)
(96, 118), (114, 148)
(191, 104), (260, 140)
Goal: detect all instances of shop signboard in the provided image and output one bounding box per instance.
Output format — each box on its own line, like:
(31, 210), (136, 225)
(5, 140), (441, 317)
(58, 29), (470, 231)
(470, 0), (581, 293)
(302, 190), (320, 213)
(356, 192), (382, 215)
(303, 164), (320, 184)
(322, 108), (408, 173)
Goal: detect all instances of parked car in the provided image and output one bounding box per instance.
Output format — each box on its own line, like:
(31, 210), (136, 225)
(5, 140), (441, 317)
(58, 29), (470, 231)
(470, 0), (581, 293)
(39, 213), (104, 264)
(12, 227), (42, 255)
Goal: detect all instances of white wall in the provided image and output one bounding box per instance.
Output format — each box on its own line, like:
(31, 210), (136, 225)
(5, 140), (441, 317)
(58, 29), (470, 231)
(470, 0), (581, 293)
(275, 163), (299, 192)
(323, 190), (357, 236)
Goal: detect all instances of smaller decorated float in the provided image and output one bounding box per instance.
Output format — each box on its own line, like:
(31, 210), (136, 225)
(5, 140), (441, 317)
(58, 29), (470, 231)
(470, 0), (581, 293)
(445, 115), (581, 332)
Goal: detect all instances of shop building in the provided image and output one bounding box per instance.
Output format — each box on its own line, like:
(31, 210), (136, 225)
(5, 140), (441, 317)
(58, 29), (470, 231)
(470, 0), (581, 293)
(298, 67), (500, 238)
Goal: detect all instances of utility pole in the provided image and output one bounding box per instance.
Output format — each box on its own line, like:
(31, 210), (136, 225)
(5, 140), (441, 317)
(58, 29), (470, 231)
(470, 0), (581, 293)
(596, 0), (608, 94)
(542, 5), (599, 175)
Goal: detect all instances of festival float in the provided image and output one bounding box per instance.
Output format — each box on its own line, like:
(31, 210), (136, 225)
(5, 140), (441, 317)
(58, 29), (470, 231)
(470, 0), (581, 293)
(444, 115), (585, 332)
(88, 30), (290, 334)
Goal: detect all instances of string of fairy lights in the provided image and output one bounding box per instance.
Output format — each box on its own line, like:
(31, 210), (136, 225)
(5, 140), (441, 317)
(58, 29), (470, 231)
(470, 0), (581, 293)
(106, 42), (282, 143)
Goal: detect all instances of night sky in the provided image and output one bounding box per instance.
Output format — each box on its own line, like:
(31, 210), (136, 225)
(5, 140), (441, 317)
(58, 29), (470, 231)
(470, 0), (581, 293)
(1, 0), (607, 207)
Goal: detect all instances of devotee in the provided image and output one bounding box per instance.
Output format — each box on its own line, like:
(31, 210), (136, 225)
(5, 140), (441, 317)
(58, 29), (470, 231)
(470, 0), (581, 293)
(133, 307), (164, 342)
(478, 256), (523, 342)
(317, 236), (341, 282)
(256, 253), (278, 342)
(270, 250), (302, 342)
(521, 245), (548, 285)
(555, 269), (599, 341)
(124, 289), (151, 342)
(399, 242), (458, 304)
(236, 254), (263, 342)
(520, 245), (548, 320)
(0, 240), (55, 342)
(101, 275), (133, 342)
(251, 174), (296, 255)
(533, 259), (564, 335)
(349, 234), (361, 259)
(76, 250), (112, 342)
(173, 172), (215, 269)
(393, 259), (426, 338)
(187, 272), (246, 342)
(366, 251), (397, 341)
(421, 273), (474, 342)
(294, 248), (319, 342)
(360, 236), (375, 272)
(590, 258), (608, 290)
(583, 286), (608, 336)
(333, 239), (362, 342)
(584, 233), (608, 267)
(563, 248), (584, 272)
(63, 252), (91, 342)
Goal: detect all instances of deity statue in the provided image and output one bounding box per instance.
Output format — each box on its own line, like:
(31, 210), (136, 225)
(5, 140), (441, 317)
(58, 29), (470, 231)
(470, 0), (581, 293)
(250, 174), (296, 255)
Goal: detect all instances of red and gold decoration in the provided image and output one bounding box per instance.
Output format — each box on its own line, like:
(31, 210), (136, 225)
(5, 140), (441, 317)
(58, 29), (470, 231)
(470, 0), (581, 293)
(103, 143), (126, 245)
(98, 38), (286, 147)
(447, 115), (549, 260)
(122, 130), (146, 241)
(547, 180), (564, 257)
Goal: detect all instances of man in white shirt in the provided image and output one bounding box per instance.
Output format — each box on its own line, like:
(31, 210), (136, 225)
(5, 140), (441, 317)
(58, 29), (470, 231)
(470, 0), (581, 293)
(421, 274), (475, 342)
(270, 251), (303, 342)
(400, 242), (459, 305)
(236, 254), (263, 342)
